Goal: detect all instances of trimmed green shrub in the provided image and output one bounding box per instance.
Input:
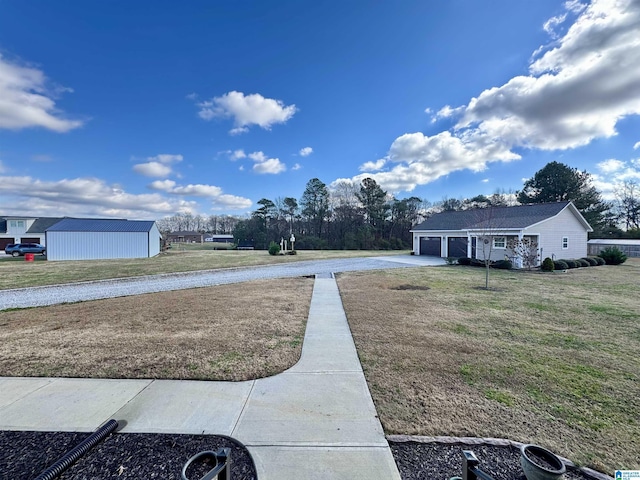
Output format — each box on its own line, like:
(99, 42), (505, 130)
(458, 257), (471, 265)
(470, 258), (487, 267)
(491, 259), (513, 270)
(594, 256), (606, 266)
(598, 246), (628, 265)
(445, 257), (458, 265)
(562, 259), (578, 268)
(576, 259), (590, 267)
(553, 260), (569, 270)
(541, 257), (555, 272)
(268, 241), (281, 256)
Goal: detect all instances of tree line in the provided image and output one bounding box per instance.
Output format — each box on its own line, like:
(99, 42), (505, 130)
(157, 161), (640, 249)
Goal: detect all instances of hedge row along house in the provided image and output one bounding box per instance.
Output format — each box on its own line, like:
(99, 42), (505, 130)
(410, 201), (593, 268)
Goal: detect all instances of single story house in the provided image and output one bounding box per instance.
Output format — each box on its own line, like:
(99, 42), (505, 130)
(588, 239), (640, 258)
(0, 216), (63, 249)
(411, 201), (593, 267)
(204, 234), (234, 243)
(45, 218), (161, 261)
(165, 231), (204, 243)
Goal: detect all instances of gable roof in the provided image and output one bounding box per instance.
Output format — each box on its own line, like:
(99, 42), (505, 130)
(26, 217), (65, 233)
(46, 218), (156, 233)
(412, 201), (590, 231)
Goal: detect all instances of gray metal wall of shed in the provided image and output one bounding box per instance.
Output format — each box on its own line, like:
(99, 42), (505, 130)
(46, 231), (153, 261)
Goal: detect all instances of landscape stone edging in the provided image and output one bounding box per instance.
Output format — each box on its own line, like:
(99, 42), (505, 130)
(386, 435), (614, 480)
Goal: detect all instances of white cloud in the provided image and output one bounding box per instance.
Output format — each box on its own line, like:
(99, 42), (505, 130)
(0, 175), (186, 218)
(133, 154), (183, 177)
(230, 149), (246, 160)
(634, 141), (640, 149)
(248, 151), (268, 162)
(149, 179), (252, 210)
(196, 91), (297, 134)
(0, 54), (84, 132)
(359, 159), (387, 172)
(481, 178), (490, 183)
(299, 147), (313, 157)
(133, 162), (173, 177)
(247, 151), (287, 174)
(147, 154), (183, 164)
(212, 194), (253, 210)
(292, 163), (302, 171)
(597, 158), (625, 173)
(543, 13), (567, 38)
(346, 0), (640, 193)
(253, 158), (286, 174)
(592, 158), (640, 200)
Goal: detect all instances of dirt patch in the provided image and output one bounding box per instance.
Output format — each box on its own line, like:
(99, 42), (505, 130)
(0, 277), (313, 381)
(391, 284), (431, 291)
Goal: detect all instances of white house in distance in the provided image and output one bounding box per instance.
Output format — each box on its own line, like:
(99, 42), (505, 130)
(0, 216), (63, 249)
(411, 201), (593, 266)
(45, 218), (161, 261)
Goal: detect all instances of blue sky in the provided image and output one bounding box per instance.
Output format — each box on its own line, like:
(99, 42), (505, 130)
(1, 0), (639, 219)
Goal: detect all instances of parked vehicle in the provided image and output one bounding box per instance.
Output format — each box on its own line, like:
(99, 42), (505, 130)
(4, 243), (46, 257)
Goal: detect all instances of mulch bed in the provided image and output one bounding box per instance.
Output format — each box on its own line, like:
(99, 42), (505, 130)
(0, 431), (256, 479)
(390, 440), (611, 480)
(1, 431), (612, 479)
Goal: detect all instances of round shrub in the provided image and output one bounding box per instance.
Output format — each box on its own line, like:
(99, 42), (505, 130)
(563, 259), (578, 269)
(458, 257), (471, 266)
(268, 241), (281, 256)
(541, 257), (555, 272)
(594, 256), (606, 266)
(553, 260), (569, 270)
(470, 258), (487, 267)
(582, 257), (598, 266)
(598, 246), (628, 265)
(491, 259), (513, 270)
(576, 259), (590, 267)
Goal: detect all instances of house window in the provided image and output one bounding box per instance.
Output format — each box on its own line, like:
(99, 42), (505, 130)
(9, 220), (26, 230)
(562, 237), (569, 249)
(493, 237), (506, 249)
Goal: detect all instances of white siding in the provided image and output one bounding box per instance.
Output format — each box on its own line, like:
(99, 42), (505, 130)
(148, 223), (161, 257)
(526, 208), (588, 261)
(46, 231), (151, 261)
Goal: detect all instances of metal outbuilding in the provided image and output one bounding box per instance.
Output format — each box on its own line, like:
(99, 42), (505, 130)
(45, 218), (161, 261)
(588, 239), (640, 257)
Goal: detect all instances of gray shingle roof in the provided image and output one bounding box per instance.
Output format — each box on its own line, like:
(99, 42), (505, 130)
(46, 218), (156, 233)
(26, 218), (64, 233)
(412, 201), (572, 231)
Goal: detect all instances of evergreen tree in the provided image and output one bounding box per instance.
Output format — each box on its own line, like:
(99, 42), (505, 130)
(518, 161), (610, 234)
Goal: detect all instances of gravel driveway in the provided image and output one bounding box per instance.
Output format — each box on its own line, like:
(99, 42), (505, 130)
(0, 256), (444, 311)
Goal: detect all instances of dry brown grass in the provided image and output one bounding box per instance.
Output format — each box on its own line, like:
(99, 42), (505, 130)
(0, 277), (313, 381)
(337, 259), (640, 474)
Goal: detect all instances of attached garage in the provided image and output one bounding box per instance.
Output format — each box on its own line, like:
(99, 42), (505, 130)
(45, 218), (161, 261)
(0, 238), (15, 250)
(419, 236), (441, 256)
(447, 237), (468, 258)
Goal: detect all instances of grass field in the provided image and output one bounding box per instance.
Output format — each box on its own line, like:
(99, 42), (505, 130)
(337, 259), (639, 474)
(0, 247), (406, 289)
(0, 277), (313, 381)
(2, 249), (636, 474)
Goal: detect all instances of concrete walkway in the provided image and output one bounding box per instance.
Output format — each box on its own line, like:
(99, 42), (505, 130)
(0, 275), (401, 479)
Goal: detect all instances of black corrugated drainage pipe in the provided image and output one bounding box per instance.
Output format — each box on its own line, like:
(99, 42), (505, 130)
(34, 419), (119, 480)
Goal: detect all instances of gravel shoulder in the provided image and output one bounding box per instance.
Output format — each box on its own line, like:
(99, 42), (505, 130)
(0, 257), (412, 310)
